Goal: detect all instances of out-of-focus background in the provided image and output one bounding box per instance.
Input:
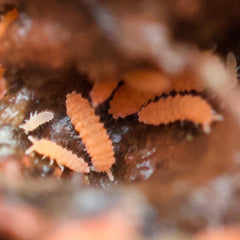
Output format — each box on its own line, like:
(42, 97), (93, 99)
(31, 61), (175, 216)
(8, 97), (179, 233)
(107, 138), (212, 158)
(0, 0), (240, 239)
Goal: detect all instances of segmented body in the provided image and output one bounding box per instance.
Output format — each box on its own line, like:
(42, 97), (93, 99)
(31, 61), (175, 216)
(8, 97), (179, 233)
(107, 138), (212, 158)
(90, 79), (118, 107)
(66, 92), (115, 179)
(167, 70), (205, 93)
(19, 111), (54, 133)
(109, 84), (156, 119)
(123, 69), (170, 93)
(26, 136), (90, 173)
(138, 95), (222, 133)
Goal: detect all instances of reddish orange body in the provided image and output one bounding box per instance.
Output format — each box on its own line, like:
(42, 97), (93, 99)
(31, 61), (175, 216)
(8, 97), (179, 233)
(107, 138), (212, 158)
(138, 95), (222, 133)
(90, 79), (118, 107)
(123, 69), (170, 93)
(66, 92), (115, 179)
(109, 84), (156, 119)
(26, 136), (90, 173)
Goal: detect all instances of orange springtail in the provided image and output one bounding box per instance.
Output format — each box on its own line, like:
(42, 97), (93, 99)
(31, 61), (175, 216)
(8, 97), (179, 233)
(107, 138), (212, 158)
(138, 95), (223, 133)
(66, 91), (115, 180)
(26, 136), (90, 173)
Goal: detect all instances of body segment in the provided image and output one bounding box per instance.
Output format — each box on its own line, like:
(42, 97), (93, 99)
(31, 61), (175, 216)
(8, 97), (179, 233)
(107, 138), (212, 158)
(138, 95), (222, 133)
(26, 136), (90, 173)
(66, 92), (115, 180)
(19, 111), (54, 133)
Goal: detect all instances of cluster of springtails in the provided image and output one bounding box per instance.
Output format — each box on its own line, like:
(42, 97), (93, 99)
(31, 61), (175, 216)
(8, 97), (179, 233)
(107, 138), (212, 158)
(4, 8), (116, 180)
(20, 93), (115, 181)
(3, 8), (236, 180)
(90, 55), (240, 134)
(17, 52), (239, 181)
(91, 69), (224, 134)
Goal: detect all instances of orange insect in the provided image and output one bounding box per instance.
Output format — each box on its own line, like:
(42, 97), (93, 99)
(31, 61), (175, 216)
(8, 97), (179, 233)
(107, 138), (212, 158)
(0, 8), (18, 38)
(19, 111), (54, 134)
(26, 136), (90, 173)
(167, 69), (205, 93)
(123, 69), (170, 93)
(66, 91), (115, 180)
(109, 84), (156, 119)
(90, 78), (119, 107)
(138, 95), (223, 133)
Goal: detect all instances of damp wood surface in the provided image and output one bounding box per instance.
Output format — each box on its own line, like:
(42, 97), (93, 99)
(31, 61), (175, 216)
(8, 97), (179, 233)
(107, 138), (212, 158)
(0, 39), (239, 237)
(1, 1), (240, 239)
(0, 67), (239, 234)
(1, 0), (240, 75)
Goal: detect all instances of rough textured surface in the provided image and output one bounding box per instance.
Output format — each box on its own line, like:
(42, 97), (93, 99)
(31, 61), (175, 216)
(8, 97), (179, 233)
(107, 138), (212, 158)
(0, 63), (239, 236)
(1, 1), (240, 239)
(1, 0), (240, 76)
(66, 92), (115, 174)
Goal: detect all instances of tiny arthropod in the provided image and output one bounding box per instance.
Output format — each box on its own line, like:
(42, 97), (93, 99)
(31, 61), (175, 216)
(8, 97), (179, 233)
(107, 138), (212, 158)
(0, 8), (18, 38)
(123, 69), (170, 93)
(90, 78), (119, 107)
(138, 95), (223, 134)
(167, 69), (205, 93)
(19, 111), (54, 134)
(109, 84), (156, 119)
(66, 92), (115, 180)
(26, 136), (90, 173)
